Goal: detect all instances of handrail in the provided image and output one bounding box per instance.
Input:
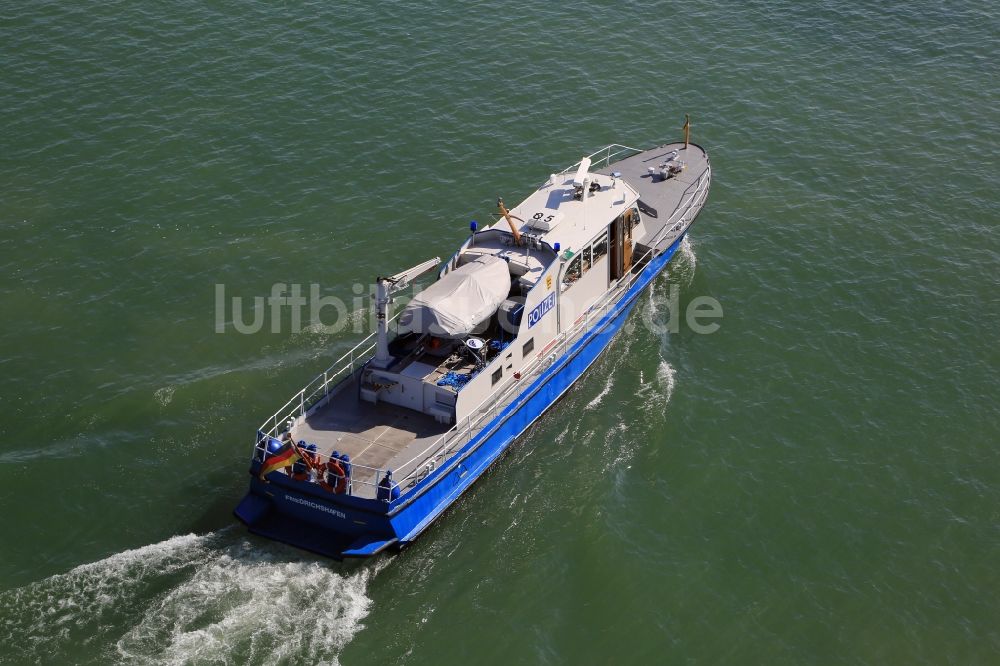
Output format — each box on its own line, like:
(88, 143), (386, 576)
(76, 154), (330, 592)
(557, 144), (645, 176)
(251, 436), (401, 498)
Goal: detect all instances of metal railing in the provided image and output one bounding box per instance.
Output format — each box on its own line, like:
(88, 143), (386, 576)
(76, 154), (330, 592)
(256, 444), (404, 500)
(558, 144), (645, 176)
(255, 312), (402, 441)
(642, 163), (712, 252)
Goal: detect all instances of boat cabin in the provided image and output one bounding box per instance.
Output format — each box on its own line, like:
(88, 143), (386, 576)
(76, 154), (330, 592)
(356, 164), (643, 427)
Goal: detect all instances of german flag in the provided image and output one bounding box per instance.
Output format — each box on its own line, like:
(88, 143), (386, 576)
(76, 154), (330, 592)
(259, 441), (301, 479)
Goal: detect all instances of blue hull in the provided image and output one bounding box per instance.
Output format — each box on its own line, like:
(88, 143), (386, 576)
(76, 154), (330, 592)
(235, 236), (686, 558)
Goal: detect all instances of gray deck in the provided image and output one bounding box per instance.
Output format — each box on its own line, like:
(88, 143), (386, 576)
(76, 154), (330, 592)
(290, 387), (449, 497)
(597, 142), (710, 249)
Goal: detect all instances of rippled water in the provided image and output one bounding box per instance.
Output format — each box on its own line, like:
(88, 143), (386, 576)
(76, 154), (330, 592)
(1, 1), (998, 663)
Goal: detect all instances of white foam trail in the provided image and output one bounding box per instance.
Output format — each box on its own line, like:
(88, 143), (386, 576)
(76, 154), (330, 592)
(583, 330), (634, 412)
(154, 385), (175, 406)
(0, 531), (384, 665)
(677, 235), (697, 278)
(643, 236), (697, 326)
(646, 276), (659, 318)
(600, 417), (635, 474)
(656, 359), (676, 405)
(585, 374), (615, 411)
(636, 359), (677, 415)
(0, 533), (209, 663)
(117, 545), (383, 665)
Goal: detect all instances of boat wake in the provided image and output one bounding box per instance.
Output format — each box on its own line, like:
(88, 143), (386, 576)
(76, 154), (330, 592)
(672, 235), (697, 286)
(584, 351), (630, 411)
(639, 235), (693, 413)
(652, 359), (677, 407)
(635, 359), (677, 418)
(154, 385), (176, 406)
(0, 530), (384, 665)
(635, 265), (684, 417)
(584, 374), (615, 411)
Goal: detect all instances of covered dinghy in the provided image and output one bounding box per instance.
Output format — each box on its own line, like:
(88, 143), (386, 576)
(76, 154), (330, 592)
(399, 255), (510, 338)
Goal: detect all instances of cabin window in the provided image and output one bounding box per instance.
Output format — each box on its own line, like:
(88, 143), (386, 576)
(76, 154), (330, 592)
(630, 206), (642, 229)
(592, 232), (608, 264)
(581, 245), (592, 274)
(492, 368), (503, 385)
(523, 338), (534, 356)
(562, 254), (582, 288)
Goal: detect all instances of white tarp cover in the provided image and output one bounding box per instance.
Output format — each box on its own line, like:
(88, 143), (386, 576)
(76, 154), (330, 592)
(399, 255), (510, 338)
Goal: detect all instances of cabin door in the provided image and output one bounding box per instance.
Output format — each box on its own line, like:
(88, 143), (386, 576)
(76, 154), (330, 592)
(622, 209), (635, 273)
(608, 216), (625, 281)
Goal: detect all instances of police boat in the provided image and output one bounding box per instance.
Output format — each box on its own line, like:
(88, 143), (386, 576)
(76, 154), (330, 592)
(235, 134), (712, 558)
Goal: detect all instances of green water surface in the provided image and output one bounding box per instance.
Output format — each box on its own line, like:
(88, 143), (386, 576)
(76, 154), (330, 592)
(1, 1), (998, 663)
